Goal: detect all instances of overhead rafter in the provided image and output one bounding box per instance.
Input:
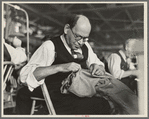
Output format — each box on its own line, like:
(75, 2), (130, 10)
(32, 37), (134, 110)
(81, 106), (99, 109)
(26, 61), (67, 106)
(31, 17), (40, 23)
(44, 4), (143, 15)
(49, 4), (63, 11)
(99, 10), (124, 27)
(125, 9), (139, 33)
(100, 27), (143, 32)
(87, 4), (126, 41)
(66, 4), (74, 10)
(48, 4), (72, 12)
(18, 4), (64, 26)
(44, 12), (143, 24)
(91, 18), (143, 23)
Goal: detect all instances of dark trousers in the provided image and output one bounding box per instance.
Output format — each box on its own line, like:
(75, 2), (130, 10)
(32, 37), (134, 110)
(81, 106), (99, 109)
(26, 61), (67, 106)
(121, 76), (138, 93)
(16, 86), (110, 115)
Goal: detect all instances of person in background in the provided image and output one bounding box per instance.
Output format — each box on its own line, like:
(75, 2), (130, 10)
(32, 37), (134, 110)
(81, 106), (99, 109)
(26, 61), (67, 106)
(4, 35), (27, 66)
(3, 35), (27, 102)
(106, 39), (139, 92)
(16, 14), (111, 115)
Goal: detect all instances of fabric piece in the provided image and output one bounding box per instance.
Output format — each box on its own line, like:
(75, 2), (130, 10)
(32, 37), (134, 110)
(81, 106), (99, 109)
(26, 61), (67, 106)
(61, 69), (113, 97)
(61, 69), (99, 97)
(61, 69), (138, 114)
(95, 76), (138, 114)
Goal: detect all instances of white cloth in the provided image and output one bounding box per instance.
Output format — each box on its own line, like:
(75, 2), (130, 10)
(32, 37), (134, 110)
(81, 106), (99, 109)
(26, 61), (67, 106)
(20, 35), (104, 91)
(107, 50), (125, 79)
(4, 42), (27, 65)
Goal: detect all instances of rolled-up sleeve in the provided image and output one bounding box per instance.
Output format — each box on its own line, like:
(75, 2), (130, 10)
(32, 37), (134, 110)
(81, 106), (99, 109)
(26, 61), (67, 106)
(85, 42), (104, 68)
(107, 53), (124, 79)
(20, 41), (55, 91)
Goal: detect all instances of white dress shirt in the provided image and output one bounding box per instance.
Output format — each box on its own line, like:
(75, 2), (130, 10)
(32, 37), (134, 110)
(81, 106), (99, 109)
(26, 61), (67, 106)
(20, 35), (104, 91)
(107, 50), (126, 79)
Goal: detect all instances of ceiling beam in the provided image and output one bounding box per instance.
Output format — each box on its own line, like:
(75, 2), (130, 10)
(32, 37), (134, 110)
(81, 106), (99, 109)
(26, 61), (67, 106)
(125, 9), (139, 33)
(44, 4), (143, 14)
(99, 10), (124, 28)
(44, 12), (143, 24)
(90, 18), (143, 23)
(49, 4), (64, 12)
(100, 27), (143, 32)
(18, 4), (64, 26)
(31, 17), (40, 23)
(66, 4), (74, 10)
(87, 4), (126, 40)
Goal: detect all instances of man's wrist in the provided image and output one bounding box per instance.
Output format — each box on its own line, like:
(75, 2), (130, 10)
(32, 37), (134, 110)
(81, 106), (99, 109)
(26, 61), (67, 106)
(52, 64), (62, 73)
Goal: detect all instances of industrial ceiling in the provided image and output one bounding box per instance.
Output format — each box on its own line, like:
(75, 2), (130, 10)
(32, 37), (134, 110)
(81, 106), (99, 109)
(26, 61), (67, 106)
(4, 2), (144, 49)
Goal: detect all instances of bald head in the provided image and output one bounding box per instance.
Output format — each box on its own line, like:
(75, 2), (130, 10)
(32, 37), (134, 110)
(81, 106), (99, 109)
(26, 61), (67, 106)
(74, 15), (91, 35)
(66, 15), (91, 37)
(76, 15), (91, 27)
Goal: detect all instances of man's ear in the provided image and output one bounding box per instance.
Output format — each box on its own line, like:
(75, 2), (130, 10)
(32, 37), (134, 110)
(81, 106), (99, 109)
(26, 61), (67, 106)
(125, 45), (128, 51)
(64, 24), (70, 34)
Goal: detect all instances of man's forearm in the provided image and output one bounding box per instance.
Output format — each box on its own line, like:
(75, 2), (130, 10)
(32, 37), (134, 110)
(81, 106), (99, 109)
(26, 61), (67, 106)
(33, 65), (60, 81)
(121, 69), (138, 78)
(33, 62), (81, 81)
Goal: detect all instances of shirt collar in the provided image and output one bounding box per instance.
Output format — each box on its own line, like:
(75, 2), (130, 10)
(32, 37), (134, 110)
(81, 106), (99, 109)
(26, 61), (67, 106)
(119, 50), (127, 62)
(60, 34), (71, 53)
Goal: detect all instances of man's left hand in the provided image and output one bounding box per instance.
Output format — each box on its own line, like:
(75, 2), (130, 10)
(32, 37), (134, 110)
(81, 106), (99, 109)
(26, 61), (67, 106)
(89, 64), (105, 76)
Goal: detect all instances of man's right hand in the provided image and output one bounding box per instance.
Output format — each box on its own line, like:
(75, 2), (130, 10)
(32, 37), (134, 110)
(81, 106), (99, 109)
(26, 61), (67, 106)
(59, 62), (81, 73)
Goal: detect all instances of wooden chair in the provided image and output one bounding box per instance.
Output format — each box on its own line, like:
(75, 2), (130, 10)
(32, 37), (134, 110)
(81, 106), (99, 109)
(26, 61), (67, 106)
(30, 83), (56, 115)
(3, 62), (15, 90)
(3, 61), (16, 109)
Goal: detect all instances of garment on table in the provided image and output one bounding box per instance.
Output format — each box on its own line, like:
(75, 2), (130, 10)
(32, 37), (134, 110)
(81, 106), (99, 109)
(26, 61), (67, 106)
(61, 69), (138, 114)
(17, 35), (110, 115)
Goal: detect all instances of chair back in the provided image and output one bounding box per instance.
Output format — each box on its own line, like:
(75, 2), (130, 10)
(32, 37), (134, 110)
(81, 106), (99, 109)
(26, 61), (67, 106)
(3, 61), (15, 91)
(41, 83), (56, 115)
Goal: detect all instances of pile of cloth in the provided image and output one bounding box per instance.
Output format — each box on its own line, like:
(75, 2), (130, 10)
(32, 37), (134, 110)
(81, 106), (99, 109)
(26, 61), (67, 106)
(61, 69), (138, 114)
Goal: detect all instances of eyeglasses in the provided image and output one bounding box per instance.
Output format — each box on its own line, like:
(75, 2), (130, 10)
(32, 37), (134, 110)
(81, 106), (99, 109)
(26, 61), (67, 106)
(70, 29), (89, 43)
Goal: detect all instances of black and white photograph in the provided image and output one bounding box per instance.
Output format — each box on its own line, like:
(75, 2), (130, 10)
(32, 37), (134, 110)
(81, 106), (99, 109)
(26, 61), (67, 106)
(1, 1), (148, 118)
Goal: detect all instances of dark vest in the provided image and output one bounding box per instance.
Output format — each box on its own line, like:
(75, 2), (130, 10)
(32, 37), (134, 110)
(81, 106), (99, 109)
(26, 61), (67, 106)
(45, 36), (88, 90)
(117, 52), (129, 71)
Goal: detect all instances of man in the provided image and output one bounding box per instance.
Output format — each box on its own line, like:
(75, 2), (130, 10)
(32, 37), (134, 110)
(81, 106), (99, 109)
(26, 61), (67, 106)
(16, 14), (110, 115)
(106, 39), (139, 92)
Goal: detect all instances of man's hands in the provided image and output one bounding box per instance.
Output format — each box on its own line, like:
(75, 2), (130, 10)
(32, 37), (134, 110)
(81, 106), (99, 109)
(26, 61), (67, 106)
(59, 62), (105, 76)
(89, 63), (105, 76)
(59, 62), (81, 73)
